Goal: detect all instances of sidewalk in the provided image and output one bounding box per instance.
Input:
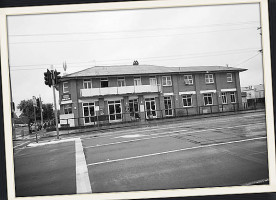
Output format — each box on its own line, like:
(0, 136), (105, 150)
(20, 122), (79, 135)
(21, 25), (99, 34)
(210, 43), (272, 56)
(42, 109), (265, 139)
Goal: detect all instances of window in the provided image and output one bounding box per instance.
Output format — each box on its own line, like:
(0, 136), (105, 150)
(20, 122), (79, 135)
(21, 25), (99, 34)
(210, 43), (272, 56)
(134, 77), (141, 86)
(83, 103), (95, 124)
(230, 92), (236, 103)
(164, 96), (173, 116)
(162, 76), (172, 86)
(203, 93), (213, 105)
(117, 77), (125, 87)
(83, 79), (92, 89)
(100, 78), (108, 88)
(149, 77), (157, 85)
(182, 95), (192, 107)
(64, 104), (72, 114)
(221, 92), (227, 104)
(184, 75), (193, 85)
(227, 73), (233, 82)
(205, 74), (214, 84)
(108, 100), (122, 121)
(129, 99), (139, 118)
(63, 82), (69, 93)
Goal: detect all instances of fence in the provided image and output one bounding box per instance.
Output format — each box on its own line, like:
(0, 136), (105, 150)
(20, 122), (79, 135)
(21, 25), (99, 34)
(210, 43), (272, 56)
(54, 102), (264, 132)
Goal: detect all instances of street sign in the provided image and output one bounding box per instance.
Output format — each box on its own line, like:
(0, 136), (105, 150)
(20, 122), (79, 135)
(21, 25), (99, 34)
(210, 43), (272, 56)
(32, 96), (37, 107)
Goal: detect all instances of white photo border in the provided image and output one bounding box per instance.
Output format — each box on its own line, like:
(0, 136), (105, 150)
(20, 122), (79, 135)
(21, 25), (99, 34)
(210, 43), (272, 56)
(0, 0), (275, 199)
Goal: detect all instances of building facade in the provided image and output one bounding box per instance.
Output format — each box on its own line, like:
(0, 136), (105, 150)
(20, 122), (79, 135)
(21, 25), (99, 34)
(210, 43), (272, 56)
(58, 65), (247, 127)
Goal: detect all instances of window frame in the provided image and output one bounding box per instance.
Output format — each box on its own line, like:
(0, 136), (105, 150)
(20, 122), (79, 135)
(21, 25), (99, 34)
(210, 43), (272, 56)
(83, 79), (92, 89)
(162, 76), (172, 86)
(117, 77), (126, 87)
(63, 82), (69, 93)
(203, 93), (213, 105)
(230, 92), (236, 103)
(149, 77), (157, 86)
(227, 73), (233, 82)
(205, 74), (214, 84)
(184, 75), (193, 85)
(182, 94), (193, 107)
(134, 77), (142, 86)
(100, 78), (109, 88)
(221, 92), (227, 104)
(64, 104), (72, 114)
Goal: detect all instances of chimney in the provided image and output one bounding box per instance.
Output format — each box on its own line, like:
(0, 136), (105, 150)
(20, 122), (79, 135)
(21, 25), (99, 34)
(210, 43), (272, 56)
(133, 60), (139, 65)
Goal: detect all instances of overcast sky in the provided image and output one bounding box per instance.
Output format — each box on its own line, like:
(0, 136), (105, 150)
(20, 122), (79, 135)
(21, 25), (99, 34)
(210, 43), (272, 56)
(7, 3), (263, 115)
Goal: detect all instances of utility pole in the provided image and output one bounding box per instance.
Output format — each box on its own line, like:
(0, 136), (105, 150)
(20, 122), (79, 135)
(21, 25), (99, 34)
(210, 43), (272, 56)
(39, 96), (43, 127)
(32, 96), (38, 143)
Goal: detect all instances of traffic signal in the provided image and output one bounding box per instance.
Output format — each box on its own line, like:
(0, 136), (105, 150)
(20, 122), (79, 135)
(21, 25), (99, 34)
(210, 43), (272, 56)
(53, 70), (61, 85)
(36, 98), (40, 108)
(44, 69), (52, 87)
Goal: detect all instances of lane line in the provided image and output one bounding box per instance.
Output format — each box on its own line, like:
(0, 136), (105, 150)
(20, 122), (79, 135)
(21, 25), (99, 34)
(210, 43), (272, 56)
(84, 122), (265, 149)
(80, 112), (265, 140)
(87, 136), (267, 166)
(75, 138), (92, 194)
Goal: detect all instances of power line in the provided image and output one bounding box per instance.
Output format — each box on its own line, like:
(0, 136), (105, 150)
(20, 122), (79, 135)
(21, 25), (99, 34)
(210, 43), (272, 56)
(9, 20), (259, 37)
(10, 48), (260, 71)
(233, 52), (261, 67)
(9, 27), (257, 45)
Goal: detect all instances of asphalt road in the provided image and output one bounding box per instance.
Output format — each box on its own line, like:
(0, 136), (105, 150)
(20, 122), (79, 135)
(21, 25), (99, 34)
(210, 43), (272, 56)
(82, 111), (268, 193)
(13, 111), (269, 196)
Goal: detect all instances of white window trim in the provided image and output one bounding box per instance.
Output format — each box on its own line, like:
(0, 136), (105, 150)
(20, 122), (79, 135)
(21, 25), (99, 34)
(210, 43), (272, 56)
(82, 102), (96, 125)
(230, 92), (236, 103)
(162, 76), (172, 86)
(203, 93), (213, 105)
(184, 75), (193, 85)
(205, 74), (214, 84)
(83, 79), (92, 89)
(149, 77), (157, 86)
(182, 94), (193, 107)
(134, 77), (142, 86)
(117, 77), (126, 87)
(63, 82), (69, 93)
(221, 92), (227, 104)
(227, 73), (233, 82)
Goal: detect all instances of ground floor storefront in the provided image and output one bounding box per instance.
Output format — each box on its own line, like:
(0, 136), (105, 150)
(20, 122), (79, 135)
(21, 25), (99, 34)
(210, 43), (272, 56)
(59, 91), (243, 127)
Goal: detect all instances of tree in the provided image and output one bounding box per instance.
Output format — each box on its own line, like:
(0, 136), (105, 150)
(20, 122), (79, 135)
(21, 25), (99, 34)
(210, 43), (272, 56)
(17, 99), (55, 132)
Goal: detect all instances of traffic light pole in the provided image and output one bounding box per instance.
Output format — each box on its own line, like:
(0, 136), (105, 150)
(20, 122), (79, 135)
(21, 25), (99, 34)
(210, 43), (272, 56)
(34, 106), (38, 143)
(52, 79), (60, 139)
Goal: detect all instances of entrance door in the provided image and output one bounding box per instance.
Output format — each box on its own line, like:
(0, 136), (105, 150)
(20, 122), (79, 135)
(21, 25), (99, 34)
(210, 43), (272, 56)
(164, 96), (173, 116)
(108, 100), (122, 122)
(129, 99), (139, 119)
(145, 98), (157, 119)
(83, 103), (95, 124)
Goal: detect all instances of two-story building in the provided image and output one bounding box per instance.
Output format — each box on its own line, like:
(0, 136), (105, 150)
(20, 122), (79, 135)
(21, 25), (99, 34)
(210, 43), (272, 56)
(58, 64), (247, 127)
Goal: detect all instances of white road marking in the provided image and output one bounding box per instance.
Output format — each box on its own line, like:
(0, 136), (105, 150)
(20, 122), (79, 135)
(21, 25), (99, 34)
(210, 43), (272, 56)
(27, 138), (76, 147)
(75, 138), (92, 194)
(13, 141), (30, 149)
(114, 134), (146, 138)
(84, 122), (265, 149)
(87, 136), (267, 166)
(81, 112), (265, 140)
(242, 178), (269, 186)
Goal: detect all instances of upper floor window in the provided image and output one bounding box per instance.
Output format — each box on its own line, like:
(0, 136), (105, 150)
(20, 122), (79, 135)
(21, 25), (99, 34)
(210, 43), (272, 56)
(203, 93), (213, 105)
(63, 82), (69, 93)
(149, 77), (157, 86)
(205, 74), (214, 84)
(182, 94), (192, 107)
(230, 92), (236, 103)
(100, 78), (109, 88)
(134, 77), (141, 86)
(83, 79), (92, 89)
(162, 76), (172, 86)
(117, 77), (125, 87)
(227, 73), (233, 82)
(184, 75), (193, 85)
